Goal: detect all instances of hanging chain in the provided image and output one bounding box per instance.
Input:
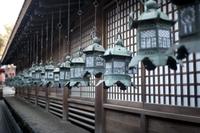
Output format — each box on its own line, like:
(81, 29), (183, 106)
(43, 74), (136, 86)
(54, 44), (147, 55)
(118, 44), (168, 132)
(115, 0), (121, 40)
(57, 8), (62, 62)
(46, 19), (49, 63)
(33, 33), (35, 65)
(67, 0), (70, 55)
(41, 24), (44, 64)
(36, 31), (39, 64)
(50, 11), (54, 61)
(77, 0), (82, 52)
(94, 0), (98, 37)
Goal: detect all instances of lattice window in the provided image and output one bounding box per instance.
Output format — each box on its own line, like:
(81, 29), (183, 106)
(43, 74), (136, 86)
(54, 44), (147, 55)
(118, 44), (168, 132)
(104, 0), (200, 107)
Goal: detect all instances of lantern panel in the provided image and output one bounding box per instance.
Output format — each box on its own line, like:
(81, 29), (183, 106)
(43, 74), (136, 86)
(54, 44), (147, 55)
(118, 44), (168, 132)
(45, 72), (48, 79)
(140, 29), (157, 49)
(65, 71), (70, 80)
(105, 62), (112, 74)
(54, 73), (60, 81)
(36, 72), (40, 79)
(41, 73), (45, 79)
(158, 29), (171, 48)
(86, 56), (94, 67)
(47, 71), (53, 79)
(70, 68), (74, 78)
(74, 66), (83, 77)
(95, 56), (104, 67)
(113, 60), (125, 74)
(60, 71), (65, 80)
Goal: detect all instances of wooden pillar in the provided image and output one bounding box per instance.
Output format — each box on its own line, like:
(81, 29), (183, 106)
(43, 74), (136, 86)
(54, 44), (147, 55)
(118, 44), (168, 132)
(23, 87), (25, 99)
(35, 86), (38, 105)
(46, 87), (49, 111)
(141, 64), (147, 133)
(63, 86), (70, 120)
(95, 77), (105, 133)
(27, 87), (30, 101)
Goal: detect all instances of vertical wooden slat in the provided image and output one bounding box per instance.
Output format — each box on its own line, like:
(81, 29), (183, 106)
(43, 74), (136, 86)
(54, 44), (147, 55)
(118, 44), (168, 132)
(95, 77), (105, 133)
(35, 86), (38, 105)
(46, 87), (49, 111)
(63, 87), (69, 120)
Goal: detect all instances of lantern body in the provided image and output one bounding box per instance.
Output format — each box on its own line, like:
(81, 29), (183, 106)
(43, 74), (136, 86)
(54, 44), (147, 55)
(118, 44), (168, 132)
(129, 0), (177, 71)
(45, 64), (54, 87)
(83, 37), (105, 78)
(69, 56), (89, 87)
(59, 60), (70, 87)
(31, 70), (37, 85)
(171, 1), (200, 59)
(53, 67), (60, 87)
(103, 36), (132, 90)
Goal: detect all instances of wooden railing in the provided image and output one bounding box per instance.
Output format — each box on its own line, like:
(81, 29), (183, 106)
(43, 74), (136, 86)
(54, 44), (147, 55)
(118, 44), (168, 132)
(15, 77), (200, 133)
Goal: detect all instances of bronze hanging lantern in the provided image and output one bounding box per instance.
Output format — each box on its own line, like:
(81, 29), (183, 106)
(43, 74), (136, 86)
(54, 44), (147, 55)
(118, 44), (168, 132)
(129, 0), (177, 71)
(83, 36), (105, 78)
(171, 0), (200, 60)
(83, 1), (105, 78)
(102, 33), (132, 90)
(53, 66), (60, 87)
(69, 51), (89, 88)
(59, 56), (70, 87)
(30, 64), (37, 85)
(44, 61), (54, 87)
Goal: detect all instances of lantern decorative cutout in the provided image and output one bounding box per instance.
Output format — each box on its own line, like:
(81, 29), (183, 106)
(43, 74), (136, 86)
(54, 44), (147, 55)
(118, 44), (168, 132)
(129, 0), (177, 71)
(22, 70), (31, 87)
(44, 61), (54, 87)
(30, 64), (37, 86)
(171, 0), (200, 60)
(53, 67), (60, 87)
(40, 65), (45, 86)
(35, 65), (43, 86)
(59, 56), (70, 87)
(102, 33), (132, 90)
(69, 52), (89, 88)
(83, 36), (105, 78)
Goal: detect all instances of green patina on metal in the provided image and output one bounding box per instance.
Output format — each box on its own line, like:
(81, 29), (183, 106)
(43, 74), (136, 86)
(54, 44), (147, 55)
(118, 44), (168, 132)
(102, 33), (132, 90)
(83, 36), (105, 78)
(69, 52), (89, 88)
(59, 56), (70, 87)
(129, 0), (177, 71)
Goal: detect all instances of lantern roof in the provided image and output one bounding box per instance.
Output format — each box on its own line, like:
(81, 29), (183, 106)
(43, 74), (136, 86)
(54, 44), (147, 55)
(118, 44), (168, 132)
(103, 36), (131, 58)
(60, 56), (70, 69)
(83, 36), (105, 53)
(53, 67), (60, 73)
(35, 65), (42, 72)
(71, 52), (85, 64)
(45, 60), (54, 70)
(130, 0), (175, 28)
(71, 56), (85, 64)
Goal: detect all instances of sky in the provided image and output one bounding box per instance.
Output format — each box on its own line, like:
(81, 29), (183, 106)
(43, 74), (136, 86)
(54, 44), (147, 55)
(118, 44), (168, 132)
(0, 0), (24, 34)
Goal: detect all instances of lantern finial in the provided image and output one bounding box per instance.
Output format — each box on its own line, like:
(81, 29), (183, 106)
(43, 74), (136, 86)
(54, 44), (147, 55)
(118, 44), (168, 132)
(145, 0), (158, 11)
(114, 32), (123, 47)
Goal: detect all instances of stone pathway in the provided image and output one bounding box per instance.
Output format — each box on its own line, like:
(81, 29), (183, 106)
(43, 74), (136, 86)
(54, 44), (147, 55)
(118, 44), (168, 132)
(0, 100), (22, 133)
(5, 97), (89, 133)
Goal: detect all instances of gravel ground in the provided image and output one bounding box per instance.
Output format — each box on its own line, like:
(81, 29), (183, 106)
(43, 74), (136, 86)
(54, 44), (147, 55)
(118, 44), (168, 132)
(5, 97), (89, 133)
